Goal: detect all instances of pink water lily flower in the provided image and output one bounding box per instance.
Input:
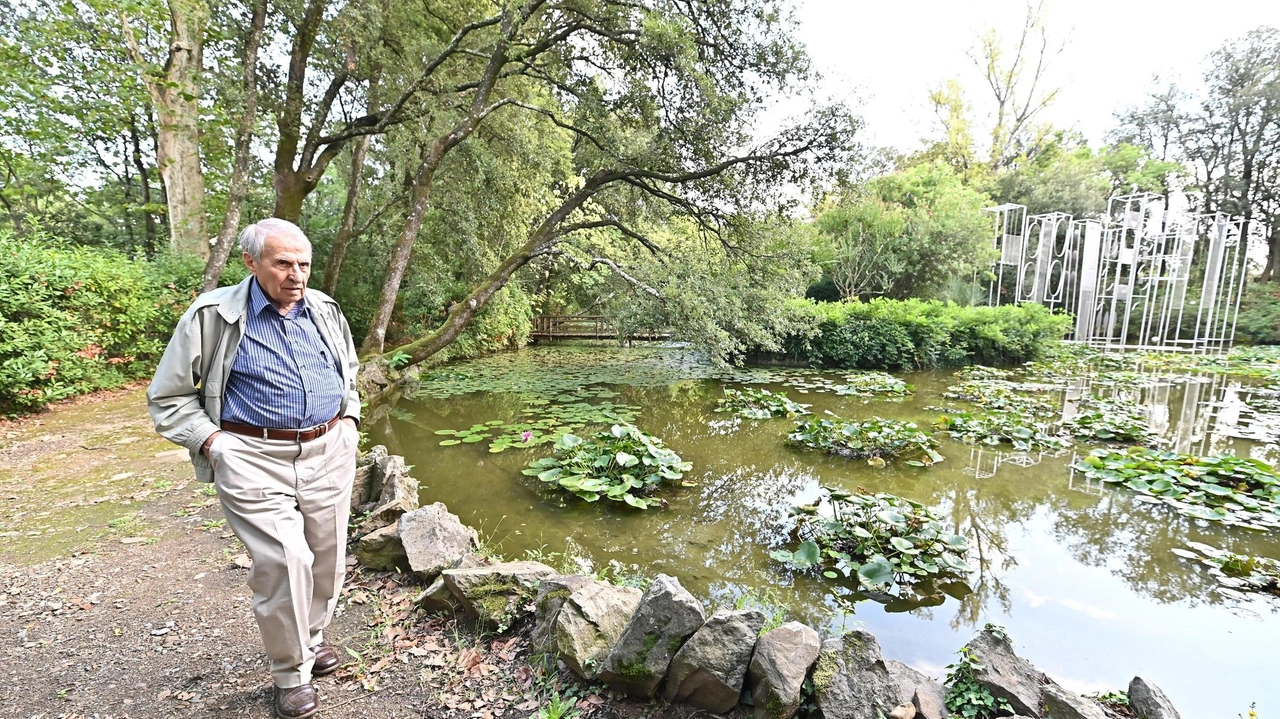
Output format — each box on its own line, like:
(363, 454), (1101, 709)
(521, 431), (533, 443)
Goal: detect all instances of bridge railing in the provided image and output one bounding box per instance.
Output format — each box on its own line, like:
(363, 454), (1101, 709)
(531, 315), (670, 341)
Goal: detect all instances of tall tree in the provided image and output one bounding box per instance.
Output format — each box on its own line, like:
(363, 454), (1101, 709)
(123, 0), (211, 258)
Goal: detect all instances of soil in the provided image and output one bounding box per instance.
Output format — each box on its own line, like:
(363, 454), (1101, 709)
(0, 386), (713, 719)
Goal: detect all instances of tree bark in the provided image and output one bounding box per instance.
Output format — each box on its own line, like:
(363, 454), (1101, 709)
(200, 0), (265, 293)
(123, 0), (210, 259)
(322, 66), (380, 295)
(127, 117), (158, 258)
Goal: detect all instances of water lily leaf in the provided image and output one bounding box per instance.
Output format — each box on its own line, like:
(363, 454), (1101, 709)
(857, 557), (895, 587)
(438, 439), (462, 446)
(434, 429), (457, 436)
(615, 451), (639, 467)
(623, 493), (649, 509)
(889, 537), (915, 552)
(792, 540), (821, 568)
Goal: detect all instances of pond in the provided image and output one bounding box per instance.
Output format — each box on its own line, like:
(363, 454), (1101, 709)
(366, 345), (1280, 719)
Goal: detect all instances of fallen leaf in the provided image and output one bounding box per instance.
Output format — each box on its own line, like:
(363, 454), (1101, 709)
(232, 554), (252, 569)
(368, 656), (392, 674)
(156, 690), (171, 700)
(516, 699), (539, 711)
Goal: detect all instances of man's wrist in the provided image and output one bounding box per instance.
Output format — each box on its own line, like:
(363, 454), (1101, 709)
(201, 430), (221, 457)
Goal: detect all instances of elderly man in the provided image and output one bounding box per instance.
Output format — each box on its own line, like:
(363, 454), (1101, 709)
(148, 218), (361, 719)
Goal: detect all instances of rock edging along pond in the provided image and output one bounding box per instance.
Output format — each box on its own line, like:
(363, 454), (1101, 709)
(347, 448), (1187, 719)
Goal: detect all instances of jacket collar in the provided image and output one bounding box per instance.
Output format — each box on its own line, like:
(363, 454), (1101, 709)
(215, 276), (254, 323)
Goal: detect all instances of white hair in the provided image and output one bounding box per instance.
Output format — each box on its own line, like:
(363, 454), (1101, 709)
(239, 218), (311, 261)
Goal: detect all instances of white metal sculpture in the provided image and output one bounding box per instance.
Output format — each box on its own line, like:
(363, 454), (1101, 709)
(983, 187), (1262, 353)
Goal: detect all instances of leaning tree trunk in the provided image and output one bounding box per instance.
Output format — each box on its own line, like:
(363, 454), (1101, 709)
(200, 0), (265, 292)
(323, 67), (380, 295)
(123, 0), (210, 259)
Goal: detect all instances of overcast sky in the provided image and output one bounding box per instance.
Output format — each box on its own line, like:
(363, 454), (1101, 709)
(792, 0), (1280, 153)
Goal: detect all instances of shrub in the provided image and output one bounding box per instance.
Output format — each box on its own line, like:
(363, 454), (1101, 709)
(768, 298), (1071, 370)
(1235, 281), (1280, 345)
(0, 233), (198, 413)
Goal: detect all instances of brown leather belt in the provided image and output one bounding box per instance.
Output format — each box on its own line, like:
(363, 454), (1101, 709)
(220, 415), (342, 442)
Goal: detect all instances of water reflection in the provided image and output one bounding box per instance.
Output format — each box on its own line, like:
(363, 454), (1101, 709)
(374, 348), (1280, 718)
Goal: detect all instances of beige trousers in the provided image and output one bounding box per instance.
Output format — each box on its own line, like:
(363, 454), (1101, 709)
(208, 421), (356, 687)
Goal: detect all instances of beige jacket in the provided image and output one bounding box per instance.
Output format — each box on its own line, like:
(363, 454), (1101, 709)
(146, 277), (362, 482)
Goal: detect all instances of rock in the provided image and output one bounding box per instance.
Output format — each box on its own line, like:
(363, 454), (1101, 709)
(549, 581), (643, 679)
(662, 608), (766, 712)
(415, 554), (487, 614)
(599, 574), (707, 698)
(1127, 677), (1181, 719)
(811, 630), (900, 719)
(889, 704), (916, 719)
(356, 454), (419, 534)
(1042, 686), (1108, 719)
(963, 628), (1055, 717)
(351, 445), (388, 512)
(415, 576), (459, 613)
(531, 576), (599, 654)
(442, 560), (557, 630)
(884, 660), (948, 719)
(398, 503), (478, 581)
(749, 622), (821, 719)
(354, 523), (406, 571)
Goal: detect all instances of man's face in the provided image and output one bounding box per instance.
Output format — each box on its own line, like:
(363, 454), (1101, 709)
(244, 233), (312, 310)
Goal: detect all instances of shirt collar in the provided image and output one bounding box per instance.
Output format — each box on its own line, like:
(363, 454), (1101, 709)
(249, 277), (308, 318)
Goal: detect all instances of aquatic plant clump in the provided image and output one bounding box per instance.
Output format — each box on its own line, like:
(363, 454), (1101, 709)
(954, 365), (1012, 381)
(943, 380), (1058, 417)
(833, 371), (913, 397)
(770, 488), (972, 592)
(1063, 397), (1152, 444)
(1172, 541), (1280, 600)
(787, 415), (944, 466)
(521, 423), (692, 509)
(714, 387), (812, 419)
(435, 400), (639, 453)
(1072, 447), (1280, 529)
(934, 412), (1071, 453)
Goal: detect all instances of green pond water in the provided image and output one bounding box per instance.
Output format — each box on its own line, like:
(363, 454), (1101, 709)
(367, 346), (1280, 719)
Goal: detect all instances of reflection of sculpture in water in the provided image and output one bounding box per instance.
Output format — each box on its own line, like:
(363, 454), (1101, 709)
(963, 445), (1044, 479)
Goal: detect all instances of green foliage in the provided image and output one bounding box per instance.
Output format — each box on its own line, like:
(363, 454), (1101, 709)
(833, 372), (912, 397)
(521, 423), (692, 509)
(771, 488), (971, 593)
(715, 387), (811, 419)
(1063, 397), (1152, 444)
(787, 415), (944, 466)
(1172, 541), (1280, 598)
(775, 298), (1071, 370)
(935, 412), (1071, 453)
(1072, 447), (1280, 529)
(945, 647), (1014, 719)
(814, 162), (995, 300)
(943, 380), (1058, 416)
(0, 233), (197, 413)
(1234, 281), (1280, 345)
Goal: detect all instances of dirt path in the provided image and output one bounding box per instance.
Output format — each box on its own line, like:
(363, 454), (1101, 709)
(0, 387), (670, 719)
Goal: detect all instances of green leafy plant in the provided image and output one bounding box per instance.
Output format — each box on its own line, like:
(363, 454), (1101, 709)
(1064, 397), (1151, 443)
(1072, 447), (1280, 529)
(521, 423), (692, 508)
(387, 351), (412, 369)
(833, 371), (913, 397)
(944, 647), (1014, 719)
(536, 691), (580, 719)
(943, 380), (1058, 416)
(935, 411), (1071, 453)
(787, 415), (944, 466)
(771, 488), (971, 593)
(715, 387), (812, 419)
(954, 365), (1012, 381)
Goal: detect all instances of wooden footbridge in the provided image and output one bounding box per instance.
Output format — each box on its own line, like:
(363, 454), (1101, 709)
(531, 315), (671, 341)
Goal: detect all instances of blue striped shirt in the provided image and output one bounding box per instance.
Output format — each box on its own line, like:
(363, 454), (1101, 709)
(222, 279), (345, 429)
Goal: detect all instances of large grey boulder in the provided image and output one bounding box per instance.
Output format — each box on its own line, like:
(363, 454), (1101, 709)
(1042, 686), (1108, 719)
(662, 608), (766, 712)
(1127, 677), (1181, 719)
(442, 560), (557, 630)
(414, 554), (488, 613)
(963, 628), (1056, 718)
(811, 630), (900, 719)
(354, 523), (406, 571)
(749, 621), (821, 719)
(356, 453), (419, 534)
(885, 660), (948, 719)
(530, 576), (598, 654)
(547, 581), (643, 679)
(398, 503), (478, 581)
(598, 574), (707, 698)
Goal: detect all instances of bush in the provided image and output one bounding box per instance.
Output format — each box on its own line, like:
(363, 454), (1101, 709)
(0, 233), (198, 414)
(767, 298), (1071, 370)
(1235, 281), (1280, 345)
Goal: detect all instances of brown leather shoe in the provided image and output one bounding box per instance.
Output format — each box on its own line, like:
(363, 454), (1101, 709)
(274, 683), (319, 719)
(311, 643), (340, 676)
